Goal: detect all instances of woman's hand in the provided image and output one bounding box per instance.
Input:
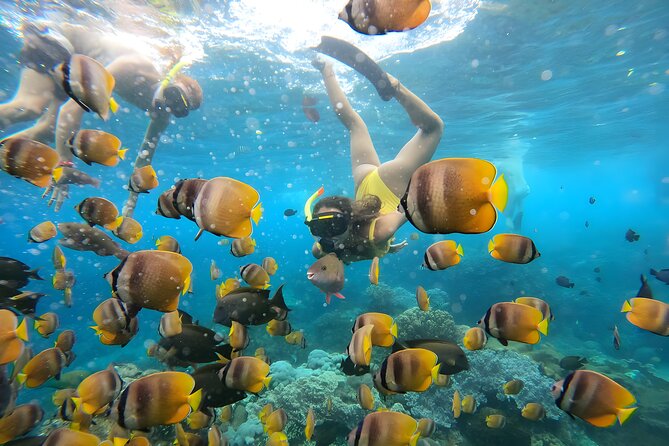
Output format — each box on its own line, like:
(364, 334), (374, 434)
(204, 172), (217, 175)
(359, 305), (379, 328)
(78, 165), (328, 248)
(389, 239), (408, 254)
(42, 166), (100, 211)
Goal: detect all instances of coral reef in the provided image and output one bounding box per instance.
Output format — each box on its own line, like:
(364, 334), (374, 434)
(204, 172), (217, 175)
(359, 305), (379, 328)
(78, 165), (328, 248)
(226, 350), (371, 445)
(394, 306), (461, 341)
(398, 349), (563, 429)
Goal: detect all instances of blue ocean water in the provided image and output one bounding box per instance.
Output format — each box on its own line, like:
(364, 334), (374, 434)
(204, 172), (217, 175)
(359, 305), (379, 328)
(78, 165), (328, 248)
(0, 1), (668, 445)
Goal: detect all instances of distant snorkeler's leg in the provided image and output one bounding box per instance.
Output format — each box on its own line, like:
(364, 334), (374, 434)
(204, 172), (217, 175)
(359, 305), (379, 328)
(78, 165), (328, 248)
(0, 69), (55, 130)
(314, 58), (380, 186)
(122, 112), (170, 218)
(377, 74), (444, 197)
(7, 97), (65, 144)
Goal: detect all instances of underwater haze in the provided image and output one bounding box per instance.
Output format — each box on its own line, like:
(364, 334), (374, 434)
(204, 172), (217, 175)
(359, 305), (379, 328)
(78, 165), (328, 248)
(0, 0), (668, 445)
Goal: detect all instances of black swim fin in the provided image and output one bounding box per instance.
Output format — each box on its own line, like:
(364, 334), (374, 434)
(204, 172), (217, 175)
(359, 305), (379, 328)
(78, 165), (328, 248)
(314, 36), (395, 101)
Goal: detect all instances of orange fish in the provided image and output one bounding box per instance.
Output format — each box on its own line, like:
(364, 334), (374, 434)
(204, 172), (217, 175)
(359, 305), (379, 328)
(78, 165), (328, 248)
(193, 177), (262, 240)
(368, 256), (380, 285)
(478, 302), (548, 346)
(0, 137), (59, 187)
(68, 129), (126, 166)
(0, 309), (29, 365)
(621, 298), (669, 336)
(401, 158), (507, 234)
(416, 286), (429, 311)
(339, 0), (432, 35)
(488, 233), (540, 264)
(423, 240), (463, 270)
(17, 347), (67, 388)
(552, 370), (636, 427)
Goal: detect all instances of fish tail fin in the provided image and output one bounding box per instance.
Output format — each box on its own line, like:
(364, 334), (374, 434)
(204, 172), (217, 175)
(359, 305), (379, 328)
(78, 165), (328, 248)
(490, 174), (508, 212)
(537, 318), (549, 336)
(617, 407), (637, 425)
(70, 422), (81, 431)
(118, 148), (127, 160)
(188, 388), (202, 412)
(650, 268), (657, 276)
(409, 432), (421, 446)
(182, 275), (191, 296)
(621, 300), (632, 313)
(431, 364), (441, 383)
(390, 322), (398, 338)
(325, 294), (331, 305)
(456, 243), (464, 256)
(17, 373), (27, 385)
(334, 292), (346, 300)
(109, 97), (119, 113)
(113, 438), (129, 446)
(270, 285), (290, 311)
(71, 396), (83, 412)
(105, 217), (123, 231)
(262, 376), (272, 389)
(487, 239), (495, 253)
(16, 318), (29, 342)
(29, 268), (43, 280)
(52, 167), (63, 183)
(251, 203), (263, 225)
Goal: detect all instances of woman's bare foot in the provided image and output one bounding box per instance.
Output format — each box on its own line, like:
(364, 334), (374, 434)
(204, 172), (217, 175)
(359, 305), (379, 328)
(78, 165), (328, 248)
(311, 56), (330, 73)
(385, 73), (401, 98)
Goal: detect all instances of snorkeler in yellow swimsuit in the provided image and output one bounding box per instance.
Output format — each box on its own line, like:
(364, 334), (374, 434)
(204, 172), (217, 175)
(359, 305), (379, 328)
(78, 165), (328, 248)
(305, 51), (443, 264)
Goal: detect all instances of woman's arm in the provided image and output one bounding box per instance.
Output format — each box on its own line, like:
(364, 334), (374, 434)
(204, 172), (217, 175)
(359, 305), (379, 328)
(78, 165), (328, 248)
(122, 111), (170, 218)
(44, 99), (90, 211)
(372, 212), (408, 245)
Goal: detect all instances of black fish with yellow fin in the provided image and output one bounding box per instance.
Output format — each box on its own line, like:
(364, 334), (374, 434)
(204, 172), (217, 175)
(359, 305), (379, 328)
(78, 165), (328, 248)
(625, 229), (640, 242)
(213, 285), (289, 327)
(191, 363), (246, 409)
(559, 356), (587, 371)
(0, 288), (45, 317)
(340, 355), (370, 376)
(637, 274), (653, 298)
(0, 257), (43, 289)
(392, 339), (469, 375)
(159, 323), (233, 363)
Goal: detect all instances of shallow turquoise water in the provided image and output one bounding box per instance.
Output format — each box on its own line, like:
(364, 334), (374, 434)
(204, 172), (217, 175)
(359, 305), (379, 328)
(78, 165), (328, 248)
(0, 1), (668, 445)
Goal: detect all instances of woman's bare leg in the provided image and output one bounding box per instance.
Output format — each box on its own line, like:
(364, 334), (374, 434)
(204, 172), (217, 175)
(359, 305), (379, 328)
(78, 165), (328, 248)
(378, 75), (444, 197)
(0, 69), (56, 130)
(7, 97), (65, 144)
(314, 59), (379, 187)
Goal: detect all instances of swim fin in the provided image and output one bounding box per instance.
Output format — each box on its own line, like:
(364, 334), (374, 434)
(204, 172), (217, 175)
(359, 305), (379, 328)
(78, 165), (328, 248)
(314, 36), (395, 101)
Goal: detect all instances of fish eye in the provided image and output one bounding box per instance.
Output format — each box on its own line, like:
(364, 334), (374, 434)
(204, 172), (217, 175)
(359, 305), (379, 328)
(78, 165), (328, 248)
(321, 265), (327, 271)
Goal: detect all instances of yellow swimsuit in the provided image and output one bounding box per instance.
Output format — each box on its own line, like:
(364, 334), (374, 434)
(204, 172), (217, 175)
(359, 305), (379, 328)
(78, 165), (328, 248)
(355, 168), (401, 216)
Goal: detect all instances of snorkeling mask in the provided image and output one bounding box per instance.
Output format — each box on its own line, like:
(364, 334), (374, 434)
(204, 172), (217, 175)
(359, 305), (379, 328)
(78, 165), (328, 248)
(304, 187), (350, 238)
(153, 60), (191, 118)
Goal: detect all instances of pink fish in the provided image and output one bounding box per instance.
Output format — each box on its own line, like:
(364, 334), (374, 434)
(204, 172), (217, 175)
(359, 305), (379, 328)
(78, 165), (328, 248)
(307, 253), (345, 304)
